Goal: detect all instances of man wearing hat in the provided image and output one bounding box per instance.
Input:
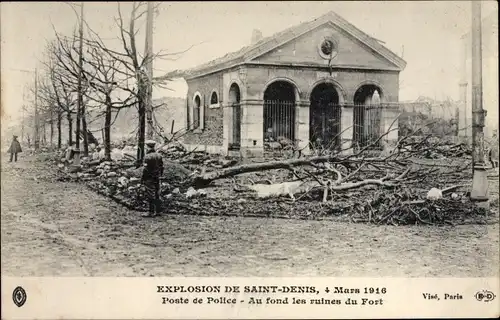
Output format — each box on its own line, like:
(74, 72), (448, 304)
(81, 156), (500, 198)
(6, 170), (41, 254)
(8, 135), (22, 162)
(141, 139), (164, 217)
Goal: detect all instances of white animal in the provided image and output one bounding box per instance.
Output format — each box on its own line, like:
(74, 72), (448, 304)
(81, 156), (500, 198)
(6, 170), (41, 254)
(244, 180), (320, 200)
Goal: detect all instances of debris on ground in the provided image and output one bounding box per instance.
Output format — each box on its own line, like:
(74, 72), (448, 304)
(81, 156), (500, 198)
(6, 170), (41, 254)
(36, 135), (498, 226)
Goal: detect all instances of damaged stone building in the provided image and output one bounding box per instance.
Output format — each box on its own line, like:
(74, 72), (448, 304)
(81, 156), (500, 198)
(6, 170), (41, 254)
(171, 11), (406, 157)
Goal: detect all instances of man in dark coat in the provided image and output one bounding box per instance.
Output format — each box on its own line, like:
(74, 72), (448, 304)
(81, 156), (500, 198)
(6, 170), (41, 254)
(8, 135), (22, 162)
(141, 140), (164, 217)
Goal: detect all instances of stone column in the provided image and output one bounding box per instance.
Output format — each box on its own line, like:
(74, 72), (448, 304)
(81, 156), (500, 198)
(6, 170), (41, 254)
(222, 102), (230, 156)
(296, 100), (311, 155)
(240, 99), (264, 157)
(340, 105), (354, 154)
(382, 103), (399, 144)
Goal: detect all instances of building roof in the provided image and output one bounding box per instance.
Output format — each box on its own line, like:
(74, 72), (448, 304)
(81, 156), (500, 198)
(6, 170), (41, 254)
(158, 11), (407, 80)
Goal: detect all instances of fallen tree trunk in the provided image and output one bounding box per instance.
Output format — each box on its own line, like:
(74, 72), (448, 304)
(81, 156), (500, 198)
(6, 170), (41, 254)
(190, 154), (391, 188)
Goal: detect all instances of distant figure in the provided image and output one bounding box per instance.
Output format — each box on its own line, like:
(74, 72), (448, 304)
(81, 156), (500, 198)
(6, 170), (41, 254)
(141, 140), (164, 217)
(8, 135), (22, 162)
(489, 131), (499, 169)
(489, 147), (499, 169)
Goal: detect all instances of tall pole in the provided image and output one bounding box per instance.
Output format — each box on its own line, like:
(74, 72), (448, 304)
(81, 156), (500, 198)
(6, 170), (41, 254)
(470, 1), (489, 209)
(22, 105), (25, 144)
(74, 1), (84, 166)
(458, 32), (468, 139)
(34, 68), (40, 150)
(144, 1), (154, 139)
(22, 87), (26, 144)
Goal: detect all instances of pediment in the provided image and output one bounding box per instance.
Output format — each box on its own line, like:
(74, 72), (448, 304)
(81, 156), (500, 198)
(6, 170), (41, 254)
(250, 22), (401, 71)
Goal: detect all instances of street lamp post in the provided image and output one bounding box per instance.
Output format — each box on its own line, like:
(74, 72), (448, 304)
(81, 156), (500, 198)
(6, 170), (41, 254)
(70, 1), (85, 166)
(470, 0), (489, 210)
(34, 68), (40, 150)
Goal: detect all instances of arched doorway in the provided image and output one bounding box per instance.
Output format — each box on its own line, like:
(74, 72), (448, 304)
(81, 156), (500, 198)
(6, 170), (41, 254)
(193, 95), (201, 128)
(309, 83), (342, 150)
(353, 84), (383, 149)
(263, 81), (297, 150)
(229, 83), (241, 150)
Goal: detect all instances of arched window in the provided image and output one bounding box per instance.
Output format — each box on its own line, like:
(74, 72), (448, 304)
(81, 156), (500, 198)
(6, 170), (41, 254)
(193, 94), (201, 129)
(210, 91), (218, 104)
(353, 84), (384, 149)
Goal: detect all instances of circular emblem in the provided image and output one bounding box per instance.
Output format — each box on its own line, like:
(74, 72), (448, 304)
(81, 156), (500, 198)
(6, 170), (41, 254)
(475, 290), (496, 302)
(318, 37), (338, 60)
(13, 286), (27, 307)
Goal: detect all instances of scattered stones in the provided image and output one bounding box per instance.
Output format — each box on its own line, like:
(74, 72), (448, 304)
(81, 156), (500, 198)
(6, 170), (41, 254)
(118, 176), (129, 187)
(129, 177), (141, 184)
(185, 187), (197, 199)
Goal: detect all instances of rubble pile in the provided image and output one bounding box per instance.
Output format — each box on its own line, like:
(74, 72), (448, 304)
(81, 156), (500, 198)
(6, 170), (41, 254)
(400, 137), (472, 159)
(350, 189), (489, 226)
(159, 146), (239, 171)
(40, 137), (496, 225)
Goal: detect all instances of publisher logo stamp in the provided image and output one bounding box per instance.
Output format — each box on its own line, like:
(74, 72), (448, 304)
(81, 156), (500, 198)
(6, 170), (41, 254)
(12, 286), (27, 307)
(475, 290), (496, 302)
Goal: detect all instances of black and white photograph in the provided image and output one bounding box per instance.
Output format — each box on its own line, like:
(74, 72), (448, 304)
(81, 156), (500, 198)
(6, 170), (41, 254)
(1, 0), (498, 286)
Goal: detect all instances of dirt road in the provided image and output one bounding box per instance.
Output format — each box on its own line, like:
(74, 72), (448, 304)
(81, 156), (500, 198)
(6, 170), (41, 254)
(1, 155), (499, 276)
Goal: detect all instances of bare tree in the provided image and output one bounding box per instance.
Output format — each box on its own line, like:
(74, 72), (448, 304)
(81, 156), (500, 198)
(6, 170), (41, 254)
(49, 29), (94, 155)
(81, 2), (195, 165)
(36, 77), (58, 147)
(80, 45), (136, 160)
(40, 41), (79, 148)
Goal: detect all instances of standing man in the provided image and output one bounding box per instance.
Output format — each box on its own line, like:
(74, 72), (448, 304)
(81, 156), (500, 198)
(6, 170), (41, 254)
(141, 140), (164, 217)
(8, 135), (22, 162)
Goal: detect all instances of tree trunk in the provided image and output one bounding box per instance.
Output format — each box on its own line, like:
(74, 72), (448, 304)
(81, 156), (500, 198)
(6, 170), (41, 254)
(57, 112), (62, 149)
(50, 109), (54, 147)
(136, 87), (146, 166)
(82, 109), (89, 156)
(104, 95), (112, 161)
(191, 155), (347, 188)
(67, 114), (73, 146)
(42, 120), (47, 145)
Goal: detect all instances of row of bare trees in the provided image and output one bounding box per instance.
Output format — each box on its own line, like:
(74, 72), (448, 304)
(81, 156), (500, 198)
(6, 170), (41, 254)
(25, 2), (187, 165)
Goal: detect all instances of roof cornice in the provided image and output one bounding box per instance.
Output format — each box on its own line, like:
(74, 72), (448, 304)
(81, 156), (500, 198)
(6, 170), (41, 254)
(166, 10), (407, 80)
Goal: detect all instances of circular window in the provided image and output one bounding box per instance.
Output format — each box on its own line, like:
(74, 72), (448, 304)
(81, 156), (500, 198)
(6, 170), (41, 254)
(321, 40), (334, 55)
(318, 38), (338, 60)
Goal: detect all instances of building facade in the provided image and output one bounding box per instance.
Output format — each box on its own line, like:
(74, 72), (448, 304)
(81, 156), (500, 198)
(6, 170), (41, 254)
(172, 11), (406, 157)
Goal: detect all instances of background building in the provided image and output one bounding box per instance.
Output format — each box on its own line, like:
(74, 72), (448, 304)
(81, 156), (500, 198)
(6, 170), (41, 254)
(169, 11), (406, 157)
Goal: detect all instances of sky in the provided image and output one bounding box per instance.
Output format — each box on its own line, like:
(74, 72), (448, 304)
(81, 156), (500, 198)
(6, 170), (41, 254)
(1, 1), (498, 132)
